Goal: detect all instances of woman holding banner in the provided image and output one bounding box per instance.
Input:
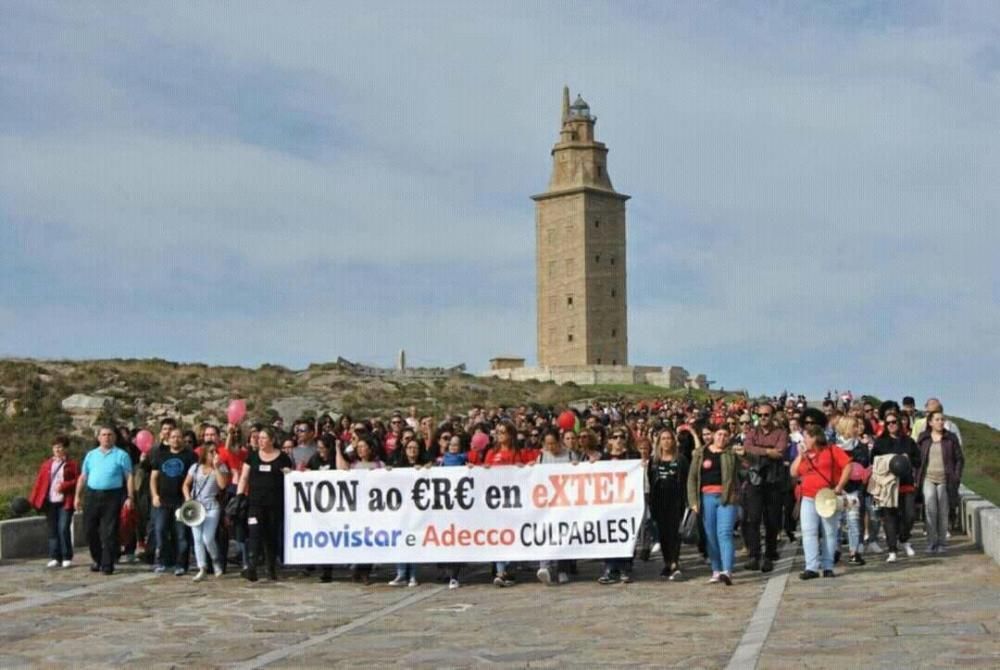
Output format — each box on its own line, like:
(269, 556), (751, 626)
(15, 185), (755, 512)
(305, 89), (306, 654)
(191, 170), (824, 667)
(337, 436), (383, 583)
(484, 420), (522, 587)
(535, 428), (579, 586)
(687, 427), (738, 585)
(237, 427), (292, 582)
(388, 439), (428, 587)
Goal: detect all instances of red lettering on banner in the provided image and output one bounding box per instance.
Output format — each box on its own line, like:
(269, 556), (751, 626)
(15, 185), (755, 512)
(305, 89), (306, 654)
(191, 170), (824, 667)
(531, 471), (637, 508)
(614, 472), (636, 503)
(593, 473), (613, 504)
(422, 524), (518, 547)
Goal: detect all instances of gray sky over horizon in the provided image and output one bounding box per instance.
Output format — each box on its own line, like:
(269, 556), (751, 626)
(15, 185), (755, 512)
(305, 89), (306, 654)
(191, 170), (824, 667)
(2, 2), (998, 426)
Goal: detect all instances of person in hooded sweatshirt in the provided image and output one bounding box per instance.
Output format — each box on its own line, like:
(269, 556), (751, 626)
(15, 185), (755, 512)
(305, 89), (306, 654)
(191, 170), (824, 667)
(872, 411), (921, 563)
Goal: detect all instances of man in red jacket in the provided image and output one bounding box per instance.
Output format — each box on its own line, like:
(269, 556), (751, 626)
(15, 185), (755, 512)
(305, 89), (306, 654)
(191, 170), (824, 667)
(30, 435), (79, 568)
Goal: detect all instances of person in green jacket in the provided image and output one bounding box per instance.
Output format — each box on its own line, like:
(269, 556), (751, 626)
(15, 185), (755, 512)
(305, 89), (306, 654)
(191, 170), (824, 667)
(687, 426), (739, 585)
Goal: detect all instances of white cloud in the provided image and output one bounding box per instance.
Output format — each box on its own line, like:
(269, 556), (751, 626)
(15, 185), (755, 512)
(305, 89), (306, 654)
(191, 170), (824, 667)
(1, 2), (999, 425)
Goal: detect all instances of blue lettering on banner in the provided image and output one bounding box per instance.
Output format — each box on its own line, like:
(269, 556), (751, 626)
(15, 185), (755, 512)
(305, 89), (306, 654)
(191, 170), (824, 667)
(292, 525), (403, 550)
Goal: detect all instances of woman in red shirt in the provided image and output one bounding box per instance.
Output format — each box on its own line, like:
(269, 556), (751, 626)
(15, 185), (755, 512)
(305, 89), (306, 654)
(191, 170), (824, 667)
(30, 435), (79, 568)
(483, 420), (522, 586)
(791, 425), (851, 580)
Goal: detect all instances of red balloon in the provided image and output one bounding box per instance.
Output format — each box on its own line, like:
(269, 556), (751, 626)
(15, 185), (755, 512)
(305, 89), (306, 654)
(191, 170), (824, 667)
(134, 429), (154, 454)
(227, 399), (247, 425)
(557, 410), (576, 431)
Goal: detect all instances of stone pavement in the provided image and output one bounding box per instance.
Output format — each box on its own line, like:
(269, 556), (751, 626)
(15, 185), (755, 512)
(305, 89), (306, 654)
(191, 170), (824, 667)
(0, 532), (996, 669)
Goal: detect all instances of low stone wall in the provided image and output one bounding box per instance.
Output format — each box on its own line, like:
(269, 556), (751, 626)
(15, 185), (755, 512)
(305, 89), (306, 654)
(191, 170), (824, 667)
(959, 484), (1000, 567)
(0, 514), (86, 560)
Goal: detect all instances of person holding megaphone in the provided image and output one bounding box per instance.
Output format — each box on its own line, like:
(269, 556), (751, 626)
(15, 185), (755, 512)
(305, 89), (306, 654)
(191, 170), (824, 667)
(791, 425), (852, 580)
(181, 443), (231, 582)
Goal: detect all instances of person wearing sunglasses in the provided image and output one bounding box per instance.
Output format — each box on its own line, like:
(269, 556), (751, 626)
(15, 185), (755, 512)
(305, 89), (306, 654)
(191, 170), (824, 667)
(872, 412), (921, 562)
(741, 403), (789, 574)
(290, 419), (317, 472)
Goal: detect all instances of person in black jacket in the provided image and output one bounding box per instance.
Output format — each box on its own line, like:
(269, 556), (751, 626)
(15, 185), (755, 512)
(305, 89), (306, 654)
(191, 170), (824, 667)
(871, 412), (921, 562)
(649, 429), (690, 581)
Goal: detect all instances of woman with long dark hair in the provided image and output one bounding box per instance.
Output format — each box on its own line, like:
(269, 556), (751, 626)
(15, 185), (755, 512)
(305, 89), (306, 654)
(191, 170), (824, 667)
(237, 426), (292, 582)
(483, 420), (521, 587)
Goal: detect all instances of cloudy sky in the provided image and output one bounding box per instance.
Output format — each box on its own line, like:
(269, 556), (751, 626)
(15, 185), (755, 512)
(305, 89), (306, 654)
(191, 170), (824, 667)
(2, 2), (998, 426)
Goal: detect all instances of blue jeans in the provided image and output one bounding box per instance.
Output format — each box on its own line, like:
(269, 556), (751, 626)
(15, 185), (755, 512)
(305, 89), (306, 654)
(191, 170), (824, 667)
(702, 493), (736, 574)
(865, 494), (882, 544)
(843, 492), (864, 554)
(395, 563), (416, 580)
(801, 497), (840, 572)
(191, 507), (221, 571)
(153, 505), (189, 571)
(46, 503), (74, 561)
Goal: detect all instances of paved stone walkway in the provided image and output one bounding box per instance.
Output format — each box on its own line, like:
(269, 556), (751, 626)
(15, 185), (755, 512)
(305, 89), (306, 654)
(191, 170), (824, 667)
(0, 532), (996, 668)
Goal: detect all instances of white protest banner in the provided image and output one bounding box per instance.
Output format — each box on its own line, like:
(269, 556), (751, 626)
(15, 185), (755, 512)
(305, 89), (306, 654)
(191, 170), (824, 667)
(284, 461), (644, 564)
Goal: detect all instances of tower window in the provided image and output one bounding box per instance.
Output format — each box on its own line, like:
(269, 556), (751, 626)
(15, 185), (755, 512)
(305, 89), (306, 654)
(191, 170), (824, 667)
(547, 227), (555, 244)
(611, 289), (616, 297)
(565, 258), (573, 275)
(597, 166), (603, 177)
(567, 334), (574, 343)
(566, 296), (573, 307)
(595, 254), (600, 264)
(597, 357), (602, 364)
(613, 359), (617, 365)
(612, 329), (617, 338)
(610, 257), (616, 266)
(595, 219), (600, 228)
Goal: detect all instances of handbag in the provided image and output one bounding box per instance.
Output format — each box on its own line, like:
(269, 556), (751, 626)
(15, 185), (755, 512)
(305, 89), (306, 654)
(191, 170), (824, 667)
(680, 508), (700, 545)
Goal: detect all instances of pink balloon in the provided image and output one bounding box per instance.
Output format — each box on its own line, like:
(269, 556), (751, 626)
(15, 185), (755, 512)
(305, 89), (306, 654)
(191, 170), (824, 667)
(471, 432), (490, 451)
(227, 399), (247, 425)
(135, 429), (154, 454)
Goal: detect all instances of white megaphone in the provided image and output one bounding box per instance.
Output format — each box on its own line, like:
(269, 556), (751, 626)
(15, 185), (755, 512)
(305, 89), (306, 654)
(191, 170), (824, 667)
(175, 499), (207, 527)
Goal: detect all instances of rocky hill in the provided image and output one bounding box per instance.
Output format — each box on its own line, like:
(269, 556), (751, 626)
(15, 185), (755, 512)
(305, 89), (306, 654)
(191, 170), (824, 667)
(0, 357), (704, 482)
(3, 358), (997, 515)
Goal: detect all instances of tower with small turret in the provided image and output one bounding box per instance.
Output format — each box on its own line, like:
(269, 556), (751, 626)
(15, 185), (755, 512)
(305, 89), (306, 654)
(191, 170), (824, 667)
(532, 87), (629, 367)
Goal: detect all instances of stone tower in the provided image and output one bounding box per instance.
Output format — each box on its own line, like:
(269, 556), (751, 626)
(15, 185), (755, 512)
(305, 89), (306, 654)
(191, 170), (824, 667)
(532, 87), (629, 367)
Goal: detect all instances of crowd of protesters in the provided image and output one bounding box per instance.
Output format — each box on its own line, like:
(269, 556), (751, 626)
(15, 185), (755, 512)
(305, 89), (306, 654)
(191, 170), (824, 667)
(31, 392), (964, 586)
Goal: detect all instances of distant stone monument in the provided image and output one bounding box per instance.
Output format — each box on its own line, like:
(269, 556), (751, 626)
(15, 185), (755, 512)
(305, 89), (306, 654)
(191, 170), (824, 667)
(482, 87), (711, 390)
(533, 86), (630, 367)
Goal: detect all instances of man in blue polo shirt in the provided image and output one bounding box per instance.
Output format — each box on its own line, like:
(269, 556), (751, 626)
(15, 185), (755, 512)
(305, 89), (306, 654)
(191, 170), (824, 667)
(74, 425), (135, 575)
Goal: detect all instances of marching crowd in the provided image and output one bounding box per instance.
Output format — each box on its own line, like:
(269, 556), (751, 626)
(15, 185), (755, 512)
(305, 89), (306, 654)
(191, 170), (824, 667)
(30, 392), (965, 588)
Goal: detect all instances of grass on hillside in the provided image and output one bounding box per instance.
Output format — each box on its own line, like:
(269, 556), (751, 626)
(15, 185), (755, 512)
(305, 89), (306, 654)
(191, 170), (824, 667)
(953, 417), (1000, 506)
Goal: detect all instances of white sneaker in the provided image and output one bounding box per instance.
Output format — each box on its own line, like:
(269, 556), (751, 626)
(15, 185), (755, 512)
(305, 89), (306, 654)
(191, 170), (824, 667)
(46, 560), (59, 568)
(120, 554), (136, 564)
(448, 578), (460, 589)
(650, 542), (661, 555)
(557, 572), (569, 584)
(902, 542), (916, 557)
(407, 576), (418, 588)
(214, 567), (224, 577)
(935, 545), (946, 554)
(61, 560), (72, 568)
(388, 575), (406, 586)
(946, 530), (952, 540)
(886, 552), (897, 563)
(192, 569), (206, 582)
(867, 541), (883, 554)
(536, 567), (552, 585)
